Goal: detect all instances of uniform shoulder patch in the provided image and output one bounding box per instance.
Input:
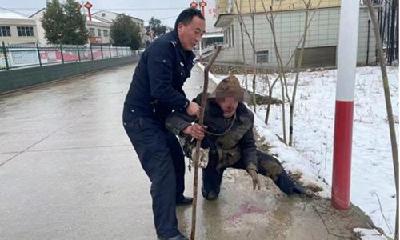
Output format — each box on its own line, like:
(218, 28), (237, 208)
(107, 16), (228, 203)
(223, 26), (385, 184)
(170, 40), (177, 47)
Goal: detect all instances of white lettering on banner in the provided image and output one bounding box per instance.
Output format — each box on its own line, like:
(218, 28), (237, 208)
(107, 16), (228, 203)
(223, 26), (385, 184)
(8, 48), (39, 67)
(8, 49), (39, 67)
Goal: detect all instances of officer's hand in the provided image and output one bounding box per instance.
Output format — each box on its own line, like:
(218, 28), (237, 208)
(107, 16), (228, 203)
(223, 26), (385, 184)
(183, 124), (205, 140)
(186, 101), (200, 117)
(247, 169), (261, 190)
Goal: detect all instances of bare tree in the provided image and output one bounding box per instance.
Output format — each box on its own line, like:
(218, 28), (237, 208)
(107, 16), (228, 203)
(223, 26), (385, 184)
(264, 75), (280, 124)
(261, 0), (320, 145)
(289, 0), (321, 146)
(365, 1), (399, 239)
(264, 18), (315, 125)
(262, 0), (289, 143)
(251, 0), (257, 112)
(233, 0), (258, 111)
(234, 0), (249, 91)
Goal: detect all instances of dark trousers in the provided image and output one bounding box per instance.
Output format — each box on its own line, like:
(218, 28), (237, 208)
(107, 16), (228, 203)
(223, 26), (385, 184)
(202, 150), (298, 197)
(123, 109), (185, 238)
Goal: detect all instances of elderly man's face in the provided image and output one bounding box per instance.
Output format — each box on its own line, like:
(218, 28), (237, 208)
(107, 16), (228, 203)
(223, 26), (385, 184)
(178, 16), (205, 51)
(216, 97), (238, 118)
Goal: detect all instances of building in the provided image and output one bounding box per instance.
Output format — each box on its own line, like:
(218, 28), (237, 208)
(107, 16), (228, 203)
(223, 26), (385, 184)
(214, 0), (377, 68)
(30, 9), (111, 45)
(92, 10), (145, 44)
(92, 10), (144, 29)
(216, 0), (341, 14)
(29, 8), (46, 45)
(0, 8), (38, 45)
(86, 15), (111, 44)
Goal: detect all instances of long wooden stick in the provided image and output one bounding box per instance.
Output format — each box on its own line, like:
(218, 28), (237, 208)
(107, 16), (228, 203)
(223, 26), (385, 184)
(190, 46), (221, 240)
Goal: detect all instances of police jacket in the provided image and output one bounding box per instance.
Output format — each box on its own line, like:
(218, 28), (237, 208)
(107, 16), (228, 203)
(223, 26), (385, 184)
(166, 93), (258, 172)
(124, 31), (195, 121)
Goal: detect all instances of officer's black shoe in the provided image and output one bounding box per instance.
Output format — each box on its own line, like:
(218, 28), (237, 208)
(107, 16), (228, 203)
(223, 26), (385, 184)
(158, 233), (188, 240)
(176, 195), (193, 206)
(203, 190), (218, 201)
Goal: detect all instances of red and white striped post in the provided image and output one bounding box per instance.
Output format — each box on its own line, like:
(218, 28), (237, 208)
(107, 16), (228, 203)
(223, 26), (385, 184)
(331, 0), (360, 210)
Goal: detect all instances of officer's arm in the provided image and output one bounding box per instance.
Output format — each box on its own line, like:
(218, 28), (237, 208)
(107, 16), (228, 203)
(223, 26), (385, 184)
(166, 111), (196, 136)
(147, 41), (189, 112)
(240, 118), (258, 172)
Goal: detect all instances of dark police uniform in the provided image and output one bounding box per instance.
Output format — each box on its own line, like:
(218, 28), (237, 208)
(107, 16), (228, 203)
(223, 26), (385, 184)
(122, 30), (195, 238)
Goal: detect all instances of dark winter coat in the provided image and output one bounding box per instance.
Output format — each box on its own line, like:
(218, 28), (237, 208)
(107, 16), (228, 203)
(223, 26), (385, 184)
(123, 30), (195, 122)
(166, 93), (258, 171)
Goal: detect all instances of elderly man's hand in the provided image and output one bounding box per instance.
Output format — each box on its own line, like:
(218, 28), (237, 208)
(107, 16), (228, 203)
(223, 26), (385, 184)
(182, 123), (205, 140)
(247, 169), (261, 190)
(186, 101), (200, 118)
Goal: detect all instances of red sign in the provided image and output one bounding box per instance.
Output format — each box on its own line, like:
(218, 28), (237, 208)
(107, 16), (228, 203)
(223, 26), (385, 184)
(84, 1), (93, 22)
(190, 1), (198, 8)
(84, 1), (92, 9)
(200, 0), (207, 7)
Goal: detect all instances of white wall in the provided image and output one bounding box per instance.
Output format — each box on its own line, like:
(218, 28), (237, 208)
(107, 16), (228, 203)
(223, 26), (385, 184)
(217, 6), (376, 68)
(0, 18), (38, 45)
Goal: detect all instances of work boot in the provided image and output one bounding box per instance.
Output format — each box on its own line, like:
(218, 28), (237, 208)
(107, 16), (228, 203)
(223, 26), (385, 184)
(158, 233), (188, 240)
(176, 195), (193, 206)
(202, 188), (218, 200)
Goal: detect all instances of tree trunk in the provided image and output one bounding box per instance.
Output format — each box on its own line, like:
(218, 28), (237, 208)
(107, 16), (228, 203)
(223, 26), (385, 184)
(389, 0), (397, 64)
(262, 0), (287, 143)
(251, 0), (257, 112)
(289, 0), (319, 146)
(234, 0), (253, 91)
(365, 1), (399, 239)
(265, 77), (279, 124)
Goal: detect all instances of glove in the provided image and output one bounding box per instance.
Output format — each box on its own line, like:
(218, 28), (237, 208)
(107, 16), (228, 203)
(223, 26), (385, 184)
(247, 169), (261, 190)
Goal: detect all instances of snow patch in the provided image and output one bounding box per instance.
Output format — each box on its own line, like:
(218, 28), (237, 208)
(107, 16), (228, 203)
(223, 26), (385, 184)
(353, 228), (388, 240)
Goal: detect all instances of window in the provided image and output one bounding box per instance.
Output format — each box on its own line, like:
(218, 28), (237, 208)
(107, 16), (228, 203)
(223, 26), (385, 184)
(256, 50), (269, 63)
(17, 26), (34, 37)
(0, 26), (11, 37)
(89, 28), (95, 37)
(103, 30), (108, 37)
(98, 29), (102, 37)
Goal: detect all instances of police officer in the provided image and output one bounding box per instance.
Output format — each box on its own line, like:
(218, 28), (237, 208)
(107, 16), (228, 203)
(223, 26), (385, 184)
(122, 8), (205, 240)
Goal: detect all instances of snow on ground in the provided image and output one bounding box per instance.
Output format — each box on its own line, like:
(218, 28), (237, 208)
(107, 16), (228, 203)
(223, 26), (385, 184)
(354, 228), (388, 240)
(210, 66), (398, 238)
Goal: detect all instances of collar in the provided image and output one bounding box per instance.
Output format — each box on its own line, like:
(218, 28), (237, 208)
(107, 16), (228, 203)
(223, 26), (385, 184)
(171, 30), (195, 62)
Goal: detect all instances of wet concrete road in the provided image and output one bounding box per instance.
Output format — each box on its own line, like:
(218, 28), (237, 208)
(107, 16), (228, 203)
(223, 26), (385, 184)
(0, 64), (373, 240)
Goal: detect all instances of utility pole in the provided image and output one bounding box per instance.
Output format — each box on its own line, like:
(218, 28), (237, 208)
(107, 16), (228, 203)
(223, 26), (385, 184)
(331, 0), (359, 210)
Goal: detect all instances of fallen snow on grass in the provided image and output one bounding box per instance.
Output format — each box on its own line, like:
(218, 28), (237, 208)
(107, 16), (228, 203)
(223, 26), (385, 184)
(354, 228), (387, 240)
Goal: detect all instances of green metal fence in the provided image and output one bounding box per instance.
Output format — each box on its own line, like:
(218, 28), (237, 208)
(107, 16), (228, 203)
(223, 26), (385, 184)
(0, 42), (135, 70)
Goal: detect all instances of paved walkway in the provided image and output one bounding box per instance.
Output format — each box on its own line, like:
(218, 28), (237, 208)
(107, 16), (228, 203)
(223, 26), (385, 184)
(0, 64), (375, 240)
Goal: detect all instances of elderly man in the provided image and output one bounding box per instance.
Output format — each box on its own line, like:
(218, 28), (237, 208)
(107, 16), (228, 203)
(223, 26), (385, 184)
(166, 74), (306, 200)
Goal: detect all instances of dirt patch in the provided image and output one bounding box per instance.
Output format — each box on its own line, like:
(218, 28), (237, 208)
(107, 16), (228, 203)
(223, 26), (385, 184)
(244, 90), (282, 105)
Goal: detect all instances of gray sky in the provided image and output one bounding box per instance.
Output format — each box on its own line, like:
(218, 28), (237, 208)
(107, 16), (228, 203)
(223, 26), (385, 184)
(0, 0), (218, 29)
